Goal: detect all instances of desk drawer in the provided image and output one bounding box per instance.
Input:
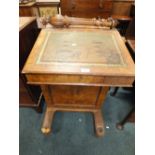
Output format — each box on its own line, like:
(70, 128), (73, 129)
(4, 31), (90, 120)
(61, 0), (113, 10)
(26, 74), (134, 87)
(61, 0), (113, 18)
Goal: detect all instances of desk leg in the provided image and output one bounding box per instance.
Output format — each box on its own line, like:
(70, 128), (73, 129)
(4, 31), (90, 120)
(93, 86), (109, 137)
(41, 107), (56, 134)
(41, 85), (55, 134)
(93, 110), (105, 137)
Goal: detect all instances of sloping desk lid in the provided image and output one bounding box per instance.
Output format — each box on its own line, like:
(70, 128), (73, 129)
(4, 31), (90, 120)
(23, 28), (134, 77)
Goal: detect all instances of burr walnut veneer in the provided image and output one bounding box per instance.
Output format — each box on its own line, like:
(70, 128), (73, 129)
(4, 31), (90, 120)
(23, 27), (134, 137)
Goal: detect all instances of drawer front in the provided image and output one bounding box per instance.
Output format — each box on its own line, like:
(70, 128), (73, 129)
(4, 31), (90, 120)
(61, 0), (113, 10)
(26, 74), (134, 87)
(19, 7), (33, 16)
(61, 0), (113, 18)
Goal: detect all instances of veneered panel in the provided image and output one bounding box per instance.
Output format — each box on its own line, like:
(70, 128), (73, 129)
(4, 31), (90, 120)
(50, 85), (100, 107)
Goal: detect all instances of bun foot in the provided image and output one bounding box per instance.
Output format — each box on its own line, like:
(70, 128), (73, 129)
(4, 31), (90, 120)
(41, 127), (51, 134)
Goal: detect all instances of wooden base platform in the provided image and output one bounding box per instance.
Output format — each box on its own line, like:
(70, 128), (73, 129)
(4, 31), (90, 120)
(41, 106), (105, 137)
(41, 85), (109, 137)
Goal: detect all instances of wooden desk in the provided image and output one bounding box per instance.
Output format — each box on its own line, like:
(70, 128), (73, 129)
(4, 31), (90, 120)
(111, 15), (132, 36)
(61, 0), (113, 18)
(19, 2), (36, 16)
(23, 28), (134, 137)
(19, 17), (43, 112)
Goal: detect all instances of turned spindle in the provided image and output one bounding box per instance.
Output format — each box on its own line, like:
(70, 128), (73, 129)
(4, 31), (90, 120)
(48, 14), (118, 28)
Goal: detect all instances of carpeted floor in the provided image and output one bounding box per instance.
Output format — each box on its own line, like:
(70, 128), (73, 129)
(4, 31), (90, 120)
(19, 88), (135, 155)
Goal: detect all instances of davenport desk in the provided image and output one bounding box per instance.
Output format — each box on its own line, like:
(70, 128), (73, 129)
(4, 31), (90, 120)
(22, 27), (134, 137)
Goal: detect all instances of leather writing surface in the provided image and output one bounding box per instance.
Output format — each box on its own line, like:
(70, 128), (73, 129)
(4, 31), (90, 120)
(37, 29), (126, 67)
(23, 28), (134, 77)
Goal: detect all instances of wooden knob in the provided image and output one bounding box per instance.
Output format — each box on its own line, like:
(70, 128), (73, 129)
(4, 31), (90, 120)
(96, 127), (104, 137)
(51, 14), (71, 28)
(51, 14), (65, 28)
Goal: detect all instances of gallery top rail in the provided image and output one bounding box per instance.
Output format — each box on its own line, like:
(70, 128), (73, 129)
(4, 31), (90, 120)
(40, 14), (119, 29)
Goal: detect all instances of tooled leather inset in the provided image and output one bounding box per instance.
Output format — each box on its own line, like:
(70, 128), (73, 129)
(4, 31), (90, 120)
(37, 30), (126, 67)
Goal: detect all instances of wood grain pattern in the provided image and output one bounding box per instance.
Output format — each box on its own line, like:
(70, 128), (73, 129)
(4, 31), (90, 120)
(95, 87), (109, 108)
(61, 0), (113, 18)
(112, 1), (134, 16)
(41, 85), (109, 109)
(50, 85), (99, 107)
(19, 2), (36, 16)
(26, 74), (134, 87)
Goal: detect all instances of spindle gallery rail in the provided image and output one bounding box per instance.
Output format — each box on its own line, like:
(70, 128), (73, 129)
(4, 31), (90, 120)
(40, 14), (118, 29)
